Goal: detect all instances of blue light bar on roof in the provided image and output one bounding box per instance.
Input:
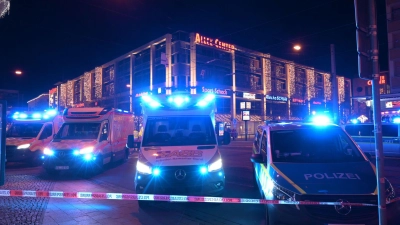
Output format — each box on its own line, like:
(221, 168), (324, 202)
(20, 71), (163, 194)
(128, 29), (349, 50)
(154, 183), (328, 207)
(195, 94), (215, 107)
(142, 95), (162, 108)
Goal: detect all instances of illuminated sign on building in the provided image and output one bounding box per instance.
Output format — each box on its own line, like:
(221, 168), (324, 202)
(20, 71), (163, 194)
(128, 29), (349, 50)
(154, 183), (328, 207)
(195, 33), (235, 51)
(386, 101), (400, 109)
(266, 95), (288, 102)
(135, 92), (149, 98)
(312, 101), (322, 105)
(243, 93), (255, 99)
(242, 110), (250, 121)
(201, 87), (228, 95)
(367, 75), (386, 86)
(291, 98), (305, 104)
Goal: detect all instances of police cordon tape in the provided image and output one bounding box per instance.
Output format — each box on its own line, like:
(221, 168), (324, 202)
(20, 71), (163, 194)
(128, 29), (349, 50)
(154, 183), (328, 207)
(0, 189), (399, 206)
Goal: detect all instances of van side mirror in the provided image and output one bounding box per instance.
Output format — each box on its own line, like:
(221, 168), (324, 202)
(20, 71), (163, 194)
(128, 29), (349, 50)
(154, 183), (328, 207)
(127, 135), (134, 148)
(250, 153), (263, 163)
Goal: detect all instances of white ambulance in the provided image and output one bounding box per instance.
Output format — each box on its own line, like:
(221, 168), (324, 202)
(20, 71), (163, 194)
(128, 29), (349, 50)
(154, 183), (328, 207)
(130, 93), (230, 207)
(43, 107), (134, 175)
(6, 110), (62, 166)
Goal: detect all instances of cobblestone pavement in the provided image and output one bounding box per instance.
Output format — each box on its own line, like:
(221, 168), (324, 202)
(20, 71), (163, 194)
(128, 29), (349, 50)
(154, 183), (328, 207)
(0, 175), (54, 225)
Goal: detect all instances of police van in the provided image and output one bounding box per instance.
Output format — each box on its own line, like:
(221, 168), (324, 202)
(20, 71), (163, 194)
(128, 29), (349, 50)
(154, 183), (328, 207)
(42, 107), (134, 175)
(6, 110), (62, 166)
(251, 118), (397, 225)
(130, 93), (230, 208)
(343, 122), (400, 157)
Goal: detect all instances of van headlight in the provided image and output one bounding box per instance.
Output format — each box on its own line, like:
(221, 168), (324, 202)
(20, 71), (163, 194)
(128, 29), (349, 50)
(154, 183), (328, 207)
(385, 178), (396, 203)
(272, 181), (296, 201)
(17, 144), (31, 149)
(43, 147), (54, 156)
(136, 160), (152, 175)
(208, 158), (222, 172)
(79, 146), (94, 154)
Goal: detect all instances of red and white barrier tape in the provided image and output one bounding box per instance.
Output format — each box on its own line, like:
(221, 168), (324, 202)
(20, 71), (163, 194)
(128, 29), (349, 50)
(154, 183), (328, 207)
(1, 189), (399, 206)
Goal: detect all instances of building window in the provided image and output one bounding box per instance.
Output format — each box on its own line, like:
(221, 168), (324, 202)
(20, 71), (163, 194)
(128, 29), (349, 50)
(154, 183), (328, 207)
(395, 61), (400, 77)
(116, 58), (130, 94)
(216, 98), (230, 114)
(102, 65), (115, 97)
(392, 7), (400, 21)
(393, 33), (400, 48)
(73, 80), (81, 103)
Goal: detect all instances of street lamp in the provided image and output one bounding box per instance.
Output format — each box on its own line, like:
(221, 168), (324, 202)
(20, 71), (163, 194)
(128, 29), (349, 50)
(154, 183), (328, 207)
(293, 45), (301, 51)
(15, 70), (22, 75)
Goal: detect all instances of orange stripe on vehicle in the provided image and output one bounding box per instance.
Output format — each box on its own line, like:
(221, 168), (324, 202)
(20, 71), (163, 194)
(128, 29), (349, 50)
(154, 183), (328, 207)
(269, 163), (307, 194)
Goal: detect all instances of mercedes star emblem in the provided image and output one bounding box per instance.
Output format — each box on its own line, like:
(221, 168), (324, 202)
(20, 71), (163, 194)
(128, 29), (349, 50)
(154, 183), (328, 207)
(175, 169), (186, 180)
(334, 199), (352, 215)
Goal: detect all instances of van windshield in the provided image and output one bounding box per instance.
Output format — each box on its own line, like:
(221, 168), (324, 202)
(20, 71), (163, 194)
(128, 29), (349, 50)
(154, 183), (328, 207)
(142, 116), (217, 147)
(55, 123), (101, 140)
(6, 123), (44, 138)
(271, 127), (366, 163)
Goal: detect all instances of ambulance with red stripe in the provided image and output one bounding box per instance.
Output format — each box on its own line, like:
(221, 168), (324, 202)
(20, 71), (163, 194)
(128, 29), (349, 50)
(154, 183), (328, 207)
(6, 110), (62, 166)
(42, 107), (134, 175)
(131, 93), (230, 207)
(250, 117), (397, 225)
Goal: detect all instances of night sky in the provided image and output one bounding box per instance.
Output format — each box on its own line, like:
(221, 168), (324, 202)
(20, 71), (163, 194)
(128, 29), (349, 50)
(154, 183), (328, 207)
(0, 0), (388, 104)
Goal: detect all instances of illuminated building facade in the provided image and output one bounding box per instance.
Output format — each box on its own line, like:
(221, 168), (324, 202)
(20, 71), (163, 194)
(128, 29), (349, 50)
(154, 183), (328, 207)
(50, 31), (351, 132)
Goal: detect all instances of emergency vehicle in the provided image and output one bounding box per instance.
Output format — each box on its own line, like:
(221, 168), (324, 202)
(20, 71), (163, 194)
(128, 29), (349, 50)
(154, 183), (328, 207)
(42, 107), (134, 175)
(130, 93), (230, 207)
(251, 118), (397, 225)
(6, 110), (62, 166)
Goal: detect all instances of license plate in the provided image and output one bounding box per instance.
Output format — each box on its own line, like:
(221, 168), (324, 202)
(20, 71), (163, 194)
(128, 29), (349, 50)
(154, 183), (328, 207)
(55, 166), (69, 170)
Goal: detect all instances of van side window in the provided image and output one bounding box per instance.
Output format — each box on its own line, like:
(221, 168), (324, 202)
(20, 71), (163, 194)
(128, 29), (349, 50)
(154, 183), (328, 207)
(254, 127), (262, 153)
(261, 131), (267, 157)
(100, 123), (109, 141)
(39, 125), (53, 140)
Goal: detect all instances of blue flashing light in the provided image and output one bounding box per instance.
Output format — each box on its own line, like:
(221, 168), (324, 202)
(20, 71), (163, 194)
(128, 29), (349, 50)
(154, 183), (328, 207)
(200, 166), (208, 175)
(142, 95), (162, 108)
(41, 156), (45, 159)
(45, 110), (57, 116)
(205, 94), (215, 101)
(311, 115), (331, 125)
(43, 115), (49, 119)
(393, 117), (400, 124)
(73, 150), (80, 156)
(218, 172), (223, 176)
(196, 94), (215, 107)
(32, 113), (42, 119)
(19, 113), (28, 119)
(153, 168), (161, 176)
(12, 114), (19, 119)
(84, 154), (93, 161)
(351, 119), (359, 124)
(138, 175), (141, 180)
